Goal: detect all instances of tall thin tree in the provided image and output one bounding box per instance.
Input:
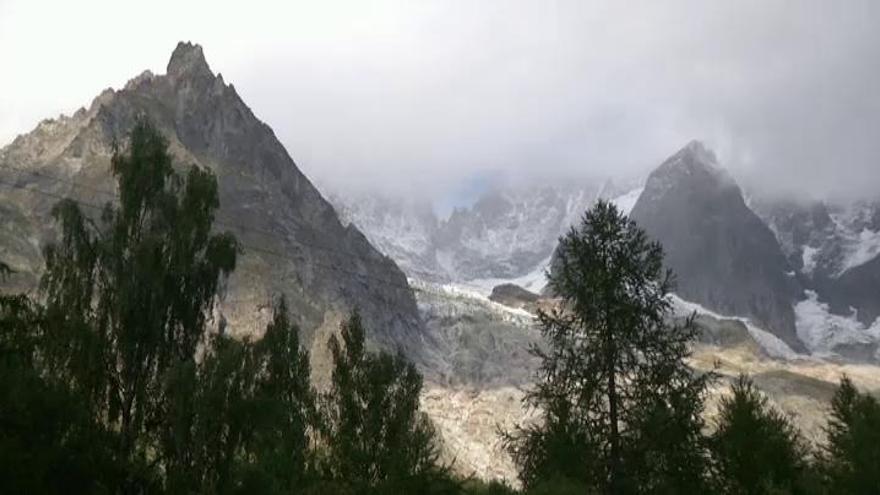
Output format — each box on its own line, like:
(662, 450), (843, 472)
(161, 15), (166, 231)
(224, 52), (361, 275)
(504, 200), (711, 493)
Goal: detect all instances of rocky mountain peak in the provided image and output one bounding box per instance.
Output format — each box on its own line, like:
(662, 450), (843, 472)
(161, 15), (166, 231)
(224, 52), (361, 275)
(654, 139), (724, 181)
(631, 143), (805, 351)
(682, 139), (717, 163)
(167, 41), (213, 81)
(0, 41), (426, 366)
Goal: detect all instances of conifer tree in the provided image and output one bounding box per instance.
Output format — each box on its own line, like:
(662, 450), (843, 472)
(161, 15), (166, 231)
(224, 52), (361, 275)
(711, 375), (808, 494)
(504, 200), (711, 494)
(820, 376), (880, 493)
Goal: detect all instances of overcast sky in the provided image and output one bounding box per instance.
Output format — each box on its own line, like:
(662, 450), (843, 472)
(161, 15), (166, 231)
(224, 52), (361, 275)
(2, 0), (878, 202)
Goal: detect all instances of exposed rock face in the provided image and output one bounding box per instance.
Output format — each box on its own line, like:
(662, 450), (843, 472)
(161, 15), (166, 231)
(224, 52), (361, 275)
(0, 42), (424, 358)
(751, 198), (840, 277)
(821, 256), (880, 326)
(630, 141), (805, 351)
(488, 283), (540, 312)
(754, 196), (880, 329)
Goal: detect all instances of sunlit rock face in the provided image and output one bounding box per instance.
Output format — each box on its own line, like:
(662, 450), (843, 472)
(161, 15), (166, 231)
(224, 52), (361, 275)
(0, 42), (426, 359)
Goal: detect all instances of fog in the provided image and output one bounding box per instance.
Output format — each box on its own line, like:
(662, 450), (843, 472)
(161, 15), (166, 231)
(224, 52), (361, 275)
(2, 0), (878, 203)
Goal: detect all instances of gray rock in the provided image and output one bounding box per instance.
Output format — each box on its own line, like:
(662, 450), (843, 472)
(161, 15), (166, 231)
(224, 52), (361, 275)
(629, 141), (805, 351)
(0, 42), (426, 360)
(488, 283), (540, 312)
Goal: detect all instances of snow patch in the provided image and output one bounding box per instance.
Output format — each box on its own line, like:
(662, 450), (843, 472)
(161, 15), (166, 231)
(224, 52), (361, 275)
(794, 290), (880, 358)
(458, 257), (550, 296)
(839, 228), (880, 275)
(611, 187), (644, 216)
(410, 278), (536, 322)
(801, 245), (820, 275)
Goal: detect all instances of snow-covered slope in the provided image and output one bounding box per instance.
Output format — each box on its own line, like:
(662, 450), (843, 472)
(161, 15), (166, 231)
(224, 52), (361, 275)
(752, 195), (880, 351)
(795, 290), (880, 360)
(331, 182), (631, 283)
(450, 185), (645, 295)
(754, 197), (880, 279)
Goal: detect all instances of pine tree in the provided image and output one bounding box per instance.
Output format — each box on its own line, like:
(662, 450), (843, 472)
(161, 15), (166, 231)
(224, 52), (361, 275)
(820, 376), (880, 493)
(711, 374), (809, 494)
(503, 200), (712, 494)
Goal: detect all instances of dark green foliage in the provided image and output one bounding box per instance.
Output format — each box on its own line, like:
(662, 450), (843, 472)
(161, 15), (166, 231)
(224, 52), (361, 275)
(0, 294), (125, 494)
(162, 299), (316, 494)
(503, 200), (712, 494)
(460, 478), (518, 495)
(711, 375), (809, 494)
(0, 120), (453, 492)
(819, 376), (880, 493)
(39, 119), (238, 483)
(320, 312), (453, 493)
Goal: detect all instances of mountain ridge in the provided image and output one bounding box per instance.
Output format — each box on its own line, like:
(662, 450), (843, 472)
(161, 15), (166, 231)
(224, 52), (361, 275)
(0, 42), (426, 364)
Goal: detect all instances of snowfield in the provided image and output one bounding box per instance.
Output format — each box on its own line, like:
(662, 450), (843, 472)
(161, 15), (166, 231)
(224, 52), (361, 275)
(795, 290), (880, 359)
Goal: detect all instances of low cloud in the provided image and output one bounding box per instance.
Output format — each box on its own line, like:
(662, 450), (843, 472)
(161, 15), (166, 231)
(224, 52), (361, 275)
(2, 0), (878, 202)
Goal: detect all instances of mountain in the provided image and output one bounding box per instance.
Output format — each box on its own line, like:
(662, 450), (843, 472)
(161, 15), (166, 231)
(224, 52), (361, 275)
(0, 42), (424, 360)
(629, 141), (806, 351)
(331, 193), (443, 282)
(752, 196), (880, 358)
(333, 179), (645, 292)
(334, 182), (606, 284)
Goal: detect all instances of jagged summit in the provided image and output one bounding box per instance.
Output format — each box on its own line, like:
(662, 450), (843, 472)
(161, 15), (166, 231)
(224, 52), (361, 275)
(631, 141), (805, 351)
(0, 41), (425, 363)
(656, 140), (724, 178)
(681, 139), (717, 163)
(167, 41), (213, 80)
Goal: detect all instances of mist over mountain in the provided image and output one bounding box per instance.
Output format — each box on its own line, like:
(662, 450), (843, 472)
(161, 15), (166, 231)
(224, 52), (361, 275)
(2, 36), (880, 488)
(332, 178), (644, 289)
(334, 138), (880, 362)
(630, 141), (804, 350)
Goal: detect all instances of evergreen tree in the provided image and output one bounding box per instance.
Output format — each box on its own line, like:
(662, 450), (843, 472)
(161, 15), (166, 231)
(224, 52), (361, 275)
(320, 312), (452, 493)
(38, 118), (238, 488)
(711, 374), (809, 494)
(820, 376), (880, 493)
(503, 200), (711, 494)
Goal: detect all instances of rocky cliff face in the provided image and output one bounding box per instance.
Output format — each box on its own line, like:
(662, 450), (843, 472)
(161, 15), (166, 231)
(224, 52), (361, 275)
(0, 42), (425, 359)
(630, 141), (805, 351)
(754, 197), (880, 325)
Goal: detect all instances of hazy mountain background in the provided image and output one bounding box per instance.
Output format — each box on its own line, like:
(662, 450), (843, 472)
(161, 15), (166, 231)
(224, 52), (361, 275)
(3, 0), (880, 480)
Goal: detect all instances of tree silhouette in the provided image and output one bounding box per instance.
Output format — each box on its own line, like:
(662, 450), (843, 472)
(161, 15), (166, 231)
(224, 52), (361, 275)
(504, 200), (711, 493)
(38, 118), (238, 487)
(320, 312), (453, 493)
(820, 376), (880, 493)
(711, 374), (809, 494)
